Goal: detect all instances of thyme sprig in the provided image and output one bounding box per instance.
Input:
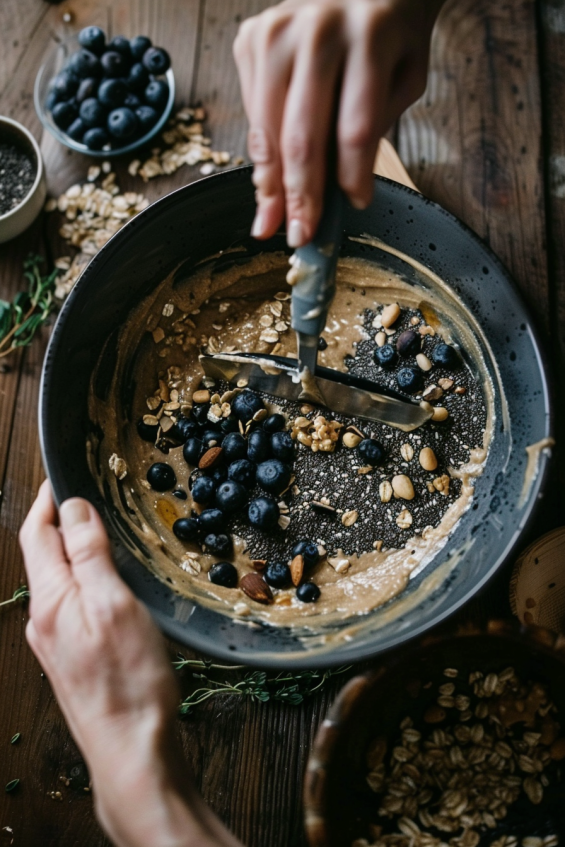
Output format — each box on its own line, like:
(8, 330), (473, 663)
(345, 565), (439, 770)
(174, 655), (350, 715)
(0, 585), (30, 609)
(0, 255), (59, 358)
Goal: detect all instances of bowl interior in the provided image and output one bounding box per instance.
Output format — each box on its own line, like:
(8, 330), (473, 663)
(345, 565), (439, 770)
(0, 119), (40, 219)
(40, 169), (552, 668)
(33, 35), (175, 157)
(309, 629), (565, 846)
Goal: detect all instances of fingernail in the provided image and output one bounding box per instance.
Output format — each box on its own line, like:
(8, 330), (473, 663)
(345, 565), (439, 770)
(350, 196), (369, 210)
(287, 219), (304, 248)
(251, 209), (265, 238)
(60, 499), (90, 529)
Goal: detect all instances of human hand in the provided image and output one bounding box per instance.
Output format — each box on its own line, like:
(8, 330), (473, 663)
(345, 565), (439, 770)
(20, 481), (241, 847)
(234, 0), (443, 247)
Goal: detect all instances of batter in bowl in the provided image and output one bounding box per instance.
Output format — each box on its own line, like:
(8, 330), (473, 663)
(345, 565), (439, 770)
(88, 249), (493, 628)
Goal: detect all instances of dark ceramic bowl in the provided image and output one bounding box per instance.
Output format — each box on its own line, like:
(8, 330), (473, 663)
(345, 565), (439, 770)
(304, 621), (565, 846)
(40, 167), (552, 668)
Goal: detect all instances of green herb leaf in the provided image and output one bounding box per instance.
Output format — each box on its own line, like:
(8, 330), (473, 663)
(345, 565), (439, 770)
(0, 256), (60, 358)
(5, 779), (20, 793)
(10, 733), (21, 744)
(0, 585), (30, 609)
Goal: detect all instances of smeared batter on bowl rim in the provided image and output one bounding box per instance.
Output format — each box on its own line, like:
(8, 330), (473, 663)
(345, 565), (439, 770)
(88, 250), (494, 628)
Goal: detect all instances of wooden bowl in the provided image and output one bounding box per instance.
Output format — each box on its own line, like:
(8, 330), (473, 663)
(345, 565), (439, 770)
(304, 621), (565, 846)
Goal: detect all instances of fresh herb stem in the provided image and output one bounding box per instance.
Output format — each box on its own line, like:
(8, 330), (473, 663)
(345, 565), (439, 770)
(0, 585), (30, 609)
(0, 255), (59, 358)
(175, 655), (351, 716)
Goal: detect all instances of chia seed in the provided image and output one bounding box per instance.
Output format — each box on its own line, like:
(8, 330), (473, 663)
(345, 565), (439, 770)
(0, 143), (36, 216)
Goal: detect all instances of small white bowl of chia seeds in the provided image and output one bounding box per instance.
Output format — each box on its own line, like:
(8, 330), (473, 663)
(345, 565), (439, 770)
(0, 116), (47, 244)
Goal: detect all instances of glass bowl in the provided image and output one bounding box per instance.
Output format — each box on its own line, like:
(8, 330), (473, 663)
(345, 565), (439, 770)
(34, 35), (175, 158)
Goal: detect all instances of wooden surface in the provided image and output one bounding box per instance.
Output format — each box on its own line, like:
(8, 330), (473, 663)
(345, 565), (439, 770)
(0, 1), (564, 844)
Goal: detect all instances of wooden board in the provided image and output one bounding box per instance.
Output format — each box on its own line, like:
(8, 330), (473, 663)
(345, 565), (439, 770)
(0, 1), (561, 845)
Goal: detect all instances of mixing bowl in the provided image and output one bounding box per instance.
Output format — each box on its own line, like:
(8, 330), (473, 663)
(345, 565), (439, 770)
(304, 620), (565, 846)
(39, 167), (552, 668)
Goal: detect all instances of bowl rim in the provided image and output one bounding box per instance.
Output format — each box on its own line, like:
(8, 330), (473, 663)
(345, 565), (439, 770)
(0, 116), (44, 221)
(39, 168), (554, 669)
(303, 619), (565, 847)
(33, 36), (175, 158)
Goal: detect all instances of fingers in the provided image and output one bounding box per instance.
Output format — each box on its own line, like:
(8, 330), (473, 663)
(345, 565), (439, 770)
(280, 8), (345, 246)
(19, 479), (72, 597)
(59, 498), (118, 590)
(235, 10), (294, 240)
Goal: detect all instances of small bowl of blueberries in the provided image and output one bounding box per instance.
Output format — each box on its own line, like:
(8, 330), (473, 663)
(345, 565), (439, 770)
(34, 26), (175, 156)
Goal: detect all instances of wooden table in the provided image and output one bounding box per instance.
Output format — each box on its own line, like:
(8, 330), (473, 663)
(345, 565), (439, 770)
(1, 1), (564, 844)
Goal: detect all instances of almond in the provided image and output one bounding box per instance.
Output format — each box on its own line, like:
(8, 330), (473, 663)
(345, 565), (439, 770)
(290, 554), (304, 586)
(198, 446), (223, 470)
(240, 573), (273, 604)
(251, 559), (267, 571)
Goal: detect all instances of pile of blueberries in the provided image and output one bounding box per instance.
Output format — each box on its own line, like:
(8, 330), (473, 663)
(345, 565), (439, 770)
(46, 26), (171, 151)
(374, 331), (461, 393)
(142, 388), (325, 603)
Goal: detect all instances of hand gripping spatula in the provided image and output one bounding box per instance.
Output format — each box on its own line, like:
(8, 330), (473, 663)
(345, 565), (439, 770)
(201, 182), (431, 433)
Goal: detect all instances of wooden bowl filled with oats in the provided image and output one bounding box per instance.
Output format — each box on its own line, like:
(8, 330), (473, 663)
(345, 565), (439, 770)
(304, 621), (565, 847)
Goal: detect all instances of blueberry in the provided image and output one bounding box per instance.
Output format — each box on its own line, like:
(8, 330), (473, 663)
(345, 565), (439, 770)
(263, 413), (285, 433)
(358, 438), (385, 467)
(107, 106), (138, 139)
(220, 415), (239, 434)
(198, 508), (224, 534)
(191, 402), (210, 424)
(318, 336), (328, 351)
(374, 344), (398, 369)
(248, 497), (279, 530)
(137, 417), (159, 441)
(147, 462), (176, 491)
(270, 431), (294, 462)
(256, 459), (291, 495)
(199, 428), (223, 450)
(208, 466), (227, 485)
(173, 489), (187, 500)
(144, 79), (169, 110)
(215, 480), (248, 513)
(76, 77), (99, 103)
(100, 50), (129, 78)
(208, 561), (238, 588)
(396, 330), (421, 357)
(296, 582), (321, 603)
(97, 78), (128, 108)
(183, 437), (203, 465)
(171, 416), (199, 443)
(124, 92), (142, 109)
(78, 26), (106, 55)
(79, 97), (106, 127)
(264, 561), (291, 588)
(46, 89), (59, 111)
(69, 49), (102, 79)
(203, 534), (232, 557)
(51, 101), (78, 130)
(397, 366), (424, 393)
(231, 390), (264, 422)
(66, 118), (86, 141)
(222, 432), (247, 462)
(228, 459), (256, 489)
(127, 62), (150, 92)
(432, 343), (461, 369)
(83, 127), (109, 150)
(247, 429), (269, 463)
(172, 517), (200, 542)
(51, 70), (79, 100)
(191, 476), (217, 505)
(108, 36), (132, 59)
(142, 46), (171, 74)
(292, 540), (319, 569)
(130, 35), (152, 61)
(135, 105), (159, 133)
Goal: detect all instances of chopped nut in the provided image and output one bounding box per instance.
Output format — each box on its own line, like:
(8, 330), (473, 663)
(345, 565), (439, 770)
(381, 303), (401, 328)
(396, 508), (413, 529)
(290, 554), (304, 586)
(400, 443), (414, 462)
(439, 377), (454, 391)
(433, 474), (451, 496)
(432, 406), (449, 422)
(192, 389), (210, 404)
(376, 331), (387, 347)
(392, 474), (415, 501)
(454, 385), (467, 395)
(419, 447), (438, 471)
(327, 555), (350, 574)
(422, 384), (444, 402)
(152, 327), (165, 344)
(343, 431), (362, 449)
(416, 353), (432, 372)
(341, 510), (359, 527)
